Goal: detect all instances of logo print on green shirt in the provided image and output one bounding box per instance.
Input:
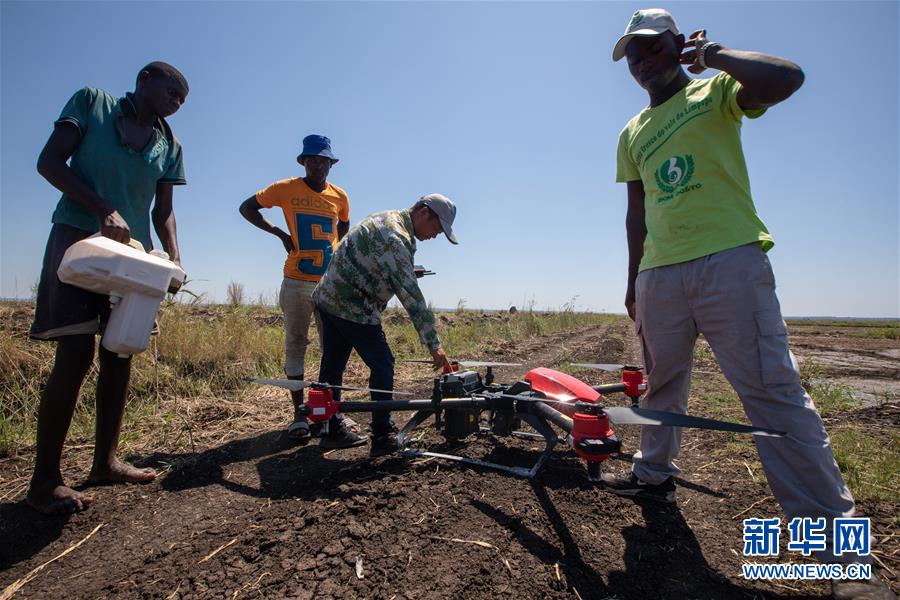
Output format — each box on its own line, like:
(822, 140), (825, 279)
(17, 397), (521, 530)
(655, 155), (695, 193)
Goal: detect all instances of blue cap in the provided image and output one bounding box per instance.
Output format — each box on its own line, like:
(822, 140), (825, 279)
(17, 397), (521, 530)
(297, 134), (338, 163)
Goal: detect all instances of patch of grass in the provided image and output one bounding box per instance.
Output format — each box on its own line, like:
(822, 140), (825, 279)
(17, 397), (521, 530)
(785, 319), (899, 329)
(850, 327), (900, 340)
(693, 388), (744, 421)
(0, 303), (288, 456)
(0, 302), (612, 457)
(152, 306), (285, 392)
(800, 361), (860, 416)
(398, 307), (613, 360)
(693, 342), (715, 364)
(829, 426), (899, 503)
(0, 333), (52, 455)
(555, 363), (596, 376)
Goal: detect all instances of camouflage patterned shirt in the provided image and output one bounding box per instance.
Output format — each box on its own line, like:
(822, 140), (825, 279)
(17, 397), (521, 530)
(313, 209), (441, 351)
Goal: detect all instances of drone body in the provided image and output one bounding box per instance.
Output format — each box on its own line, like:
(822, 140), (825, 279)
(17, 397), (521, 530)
(249, 362), (796, 482)
(277, 365), (791, 482)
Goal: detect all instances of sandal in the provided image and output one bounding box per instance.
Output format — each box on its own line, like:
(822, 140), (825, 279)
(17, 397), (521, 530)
(285, 418), (312, 445)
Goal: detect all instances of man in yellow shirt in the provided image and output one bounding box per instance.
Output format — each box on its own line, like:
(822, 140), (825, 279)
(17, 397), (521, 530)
(609, 10), (893, 599)
(240, 135), (363, 448)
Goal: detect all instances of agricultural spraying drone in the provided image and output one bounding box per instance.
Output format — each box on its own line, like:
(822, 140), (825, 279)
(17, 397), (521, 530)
(248, 360), (803, 482)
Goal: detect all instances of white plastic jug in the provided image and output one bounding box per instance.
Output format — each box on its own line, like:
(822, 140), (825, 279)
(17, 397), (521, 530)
(57, 234), (186, 356)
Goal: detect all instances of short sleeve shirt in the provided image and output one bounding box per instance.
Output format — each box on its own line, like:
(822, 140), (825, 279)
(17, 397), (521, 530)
(616, 73), (773, 271)
(255, 178), (350, 282)
(50, 87), (186, 250)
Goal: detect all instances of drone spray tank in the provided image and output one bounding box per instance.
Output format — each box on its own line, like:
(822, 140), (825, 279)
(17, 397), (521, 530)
(57, 234), (186, 357)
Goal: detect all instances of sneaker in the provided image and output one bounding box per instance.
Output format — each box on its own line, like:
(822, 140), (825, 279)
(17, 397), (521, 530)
(832, 576), (896, 600)
(599, 472), (676, 503)
(370, 426), (400, 457)
(319, 421), (367, 449)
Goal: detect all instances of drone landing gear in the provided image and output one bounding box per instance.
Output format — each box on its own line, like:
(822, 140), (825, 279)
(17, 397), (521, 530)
(396, 410), (559, 479)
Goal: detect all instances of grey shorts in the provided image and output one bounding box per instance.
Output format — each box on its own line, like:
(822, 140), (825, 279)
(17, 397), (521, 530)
(30, 223), (111, 340)
(30, 224), (161, 341)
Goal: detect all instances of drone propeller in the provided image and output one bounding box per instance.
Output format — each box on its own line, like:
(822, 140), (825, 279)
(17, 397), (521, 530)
(602, 406), (787, 438)
(496, 393), (822, 444)
(572, 363), (643, 372)
(245, 378), (412, 396)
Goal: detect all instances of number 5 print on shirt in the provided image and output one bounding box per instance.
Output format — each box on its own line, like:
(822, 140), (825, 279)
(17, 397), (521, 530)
(295, 213), (334, 276)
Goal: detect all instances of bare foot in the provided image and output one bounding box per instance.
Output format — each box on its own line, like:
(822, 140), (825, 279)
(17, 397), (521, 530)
(26, 481), (93, 515)
(87, 458), (156, 485)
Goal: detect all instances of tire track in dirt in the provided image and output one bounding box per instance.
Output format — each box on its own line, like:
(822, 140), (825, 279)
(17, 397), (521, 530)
(504, 320), (638, 373)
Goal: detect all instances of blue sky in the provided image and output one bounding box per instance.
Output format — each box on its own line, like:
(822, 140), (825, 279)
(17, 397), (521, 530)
(2, 1), (898, 317)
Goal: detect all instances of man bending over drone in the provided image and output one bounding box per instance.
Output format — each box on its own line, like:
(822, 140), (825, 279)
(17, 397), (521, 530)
(312, 194), (457, 457)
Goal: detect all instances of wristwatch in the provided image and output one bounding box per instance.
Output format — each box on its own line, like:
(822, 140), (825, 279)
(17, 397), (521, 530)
(697, 41), (720, 70)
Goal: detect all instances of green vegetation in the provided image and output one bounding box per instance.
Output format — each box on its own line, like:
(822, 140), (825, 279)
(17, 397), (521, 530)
(3, 305), (896, 506)
(695, 388), (743, 421)
(0, 302), (610, 456)
(785, 319), (899, 329)
(850, 327), (900, 340)
(800, 361), (860, 416)
(830, 426), (900, 503)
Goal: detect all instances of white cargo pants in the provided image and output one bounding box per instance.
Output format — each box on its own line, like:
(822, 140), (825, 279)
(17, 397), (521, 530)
(633, 243), (857, 563)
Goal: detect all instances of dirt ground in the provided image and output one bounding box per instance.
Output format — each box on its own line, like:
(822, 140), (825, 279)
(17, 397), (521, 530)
(1, 317), (897, 599)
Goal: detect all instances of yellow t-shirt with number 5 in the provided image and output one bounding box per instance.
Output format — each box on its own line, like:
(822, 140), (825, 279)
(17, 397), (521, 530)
(616, 72), (774, 272)
(256, 178), (350, 282)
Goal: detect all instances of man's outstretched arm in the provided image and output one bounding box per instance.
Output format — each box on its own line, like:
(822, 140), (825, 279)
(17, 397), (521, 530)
(379, 239), (450, 369)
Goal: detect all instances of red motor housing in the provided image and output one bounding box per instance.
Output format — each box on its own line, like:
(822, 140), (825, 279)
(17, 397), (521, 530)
(571, 411), (618, 462)
(306, 388), (340, 423)
(622, 368), (647, 399)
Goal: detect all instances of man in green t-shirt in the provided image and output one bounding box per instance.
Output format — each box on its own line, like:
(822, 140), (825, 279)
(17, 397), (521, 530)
(608, 10), (891, 597)
(27, 62), (188, 516)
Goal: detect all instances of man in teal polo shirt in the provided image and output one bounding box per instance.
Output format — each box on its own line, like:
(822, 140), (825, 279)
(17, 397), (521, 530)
(27, 62), (188, 515)
(605, 11), (893, 598)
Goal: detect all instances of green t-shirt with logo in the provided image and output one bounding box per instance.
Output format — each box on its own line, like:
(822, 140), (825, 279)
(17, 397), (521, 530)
(616, 72), (774, 271)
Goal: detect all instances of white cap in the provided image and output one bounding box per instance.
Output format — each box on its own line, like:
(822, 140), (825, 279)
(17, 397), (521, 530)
(420, 193), (458, 244)
(612, 8), (680, 62)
